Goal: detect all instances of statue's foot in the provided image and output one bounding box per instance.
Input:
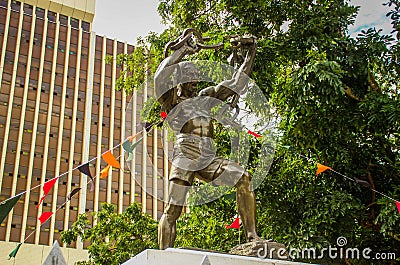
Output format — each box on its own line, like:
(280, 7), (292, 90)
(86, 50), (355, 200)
(248, 234), (273, 243)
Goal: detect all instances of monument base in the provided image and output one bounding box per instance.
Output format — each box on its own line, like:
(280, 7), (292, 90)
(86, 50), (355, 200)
(123, 248), (310, 265)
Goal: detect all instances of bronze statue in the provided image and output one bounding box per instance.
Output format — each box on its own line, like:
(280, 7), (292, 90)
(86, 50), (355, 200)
(155, 29), (260, 250)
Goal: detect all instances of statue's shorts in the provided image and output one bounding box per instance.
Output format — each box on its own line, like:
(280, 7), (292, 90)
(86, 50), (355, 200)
(169, 133), (245, 187)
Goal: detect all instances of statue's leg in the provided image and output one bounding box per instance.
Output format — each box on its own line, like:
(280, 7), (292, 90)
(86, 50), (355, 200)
(235, 172), (259, 241)
(200, 158), (260, 242)
(158, 178), (190, 250)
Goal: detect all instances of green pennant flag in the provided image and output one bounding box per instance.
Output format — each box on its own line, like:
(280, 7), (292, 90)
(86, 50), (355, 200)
(126, 138), (143, 161)
(8, 243), (22, 259)
(0, 195), (21, 224)
(122, 139), (133, 154)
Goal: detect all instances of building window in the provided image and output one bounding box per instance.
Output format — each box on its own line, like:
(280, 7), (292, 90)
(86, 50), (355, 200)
(82, 21), (90, 32)
(0, 0), (8, 8)
(11, 0), (20, 11)
(70, 17), (79, 29)
(59, 14), (68, 26)
(36, 7), (44, 19)
(47, 11), (56, 22)
(23, 3), (33, 15)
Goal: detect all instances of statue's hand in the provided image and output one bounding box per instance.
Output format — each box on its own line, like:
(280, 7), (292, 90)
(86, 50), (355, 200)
(183, 36), (199, 55)
(198, 87), (213, 97)
(230, 35), (257, 48)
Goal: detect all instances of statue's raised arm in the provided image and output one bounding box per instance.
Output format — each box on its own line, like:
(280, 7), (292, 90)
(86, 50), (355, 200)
(198, 35), (257, 101)
(154, 28), (224, 113)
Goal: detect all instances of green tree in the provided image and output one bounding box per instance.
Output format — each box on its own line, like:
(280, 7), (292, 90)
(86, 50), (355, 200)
(60, 203), (158, 265)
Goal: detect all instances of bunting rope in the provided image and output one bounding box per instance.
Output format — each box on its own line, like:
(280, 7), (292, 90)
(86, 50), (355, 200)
(276, 146), (400, 213)
(292, 151), (400, 204)
(3, 119), (162, 259)
(218, 105), (400, 213)
(0, 129), (145, 206)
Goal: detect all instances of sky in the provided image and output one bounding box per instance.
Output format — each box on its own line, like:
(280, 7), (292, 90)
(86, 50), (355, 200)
(92, 0), (166, 44)
(92, 0), (394, 45)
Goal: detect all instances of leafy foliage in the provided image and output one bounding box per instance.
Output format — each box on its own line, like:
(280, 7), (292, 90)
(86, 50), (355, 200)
(60, 203), (157, 265)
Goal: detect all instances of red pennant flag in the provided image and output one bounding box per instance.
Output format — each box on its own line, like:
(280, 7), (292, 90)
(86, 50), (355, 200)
(38, 211), (53, 225)
(396, 201), (400, 213)
(100, 165), (111, 179)
(102, 150), (121, 169)
(36, 177), (59, 208)
(247, 130), (262, 138)
(225, 217), (240, 229)
(316, 163), (332, 175)
(161, 111), (168, 120)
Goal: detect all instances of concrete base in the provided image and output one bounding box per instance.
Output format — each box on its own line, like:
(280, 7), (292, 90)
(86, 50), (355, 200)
(0, 241), (88, 265)
(123, 248), (310, 265)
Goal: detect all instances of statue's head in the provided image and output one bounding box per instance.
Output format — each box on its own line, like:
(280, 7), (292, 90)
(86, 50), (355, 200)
(174, 62), (199, 99)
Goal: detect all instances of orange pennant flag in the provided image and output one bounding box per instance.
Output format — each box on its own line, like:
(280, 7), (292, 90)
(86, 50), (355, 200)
(316, 163), (332, 175)
(100, 165), (111, 179)
(102, 150), (121, 169)
(127, 131), (141, 142)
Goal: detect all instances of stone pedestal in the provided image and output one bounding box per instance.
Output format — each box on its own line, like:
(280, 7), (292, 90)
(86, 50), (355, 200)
(123, 248), (310, 265)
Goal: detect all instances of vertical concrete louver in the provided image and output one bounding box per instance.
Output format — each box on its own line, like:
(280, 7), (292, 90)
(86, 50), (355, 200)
(0, 0), (169, 258)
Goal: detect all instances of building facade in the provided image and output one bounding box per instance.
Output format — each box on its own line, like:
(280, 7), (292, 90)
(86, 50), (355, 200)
(0, 0), (168, 263)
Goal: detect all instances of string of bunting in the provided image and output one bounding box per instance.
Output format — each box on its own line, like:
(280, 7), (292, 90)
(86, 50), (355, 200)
(1, 125), (149, 259)
(276, 145), (400, 214)
(2, 110), (399, 258)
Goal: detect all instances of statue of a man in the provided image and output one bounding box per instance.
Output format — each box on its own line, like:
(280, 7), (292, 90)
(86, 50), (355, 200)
(155, 29), (259, 250)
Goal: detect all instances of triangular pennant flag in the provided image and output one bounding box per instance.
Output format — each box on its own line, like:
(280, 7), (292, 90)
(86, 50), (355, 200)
(247, 130), (262, 138)
(354, 177), (371, 188)
(122, 139), (133, 154)
(161, 111), (168, 120)
(36, 177), (59, 208)
(102, 150), (121, 169)
(100, 165), (111, 179)
(127, 131), (141, 142)
(396, 201), (400, 214)
(131, 137), (143, 150)
(145, 122), (153, 132)
(78, 163), (94, 192)
(225, 217), (240, 229)
(67, 188), (81, 200)
(39, 211), (53, 225)
(8, 243), (22, 259)
(0, 195), (21, 224)
(316, 163), (332, 175)
(126, 137), (144, 161)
